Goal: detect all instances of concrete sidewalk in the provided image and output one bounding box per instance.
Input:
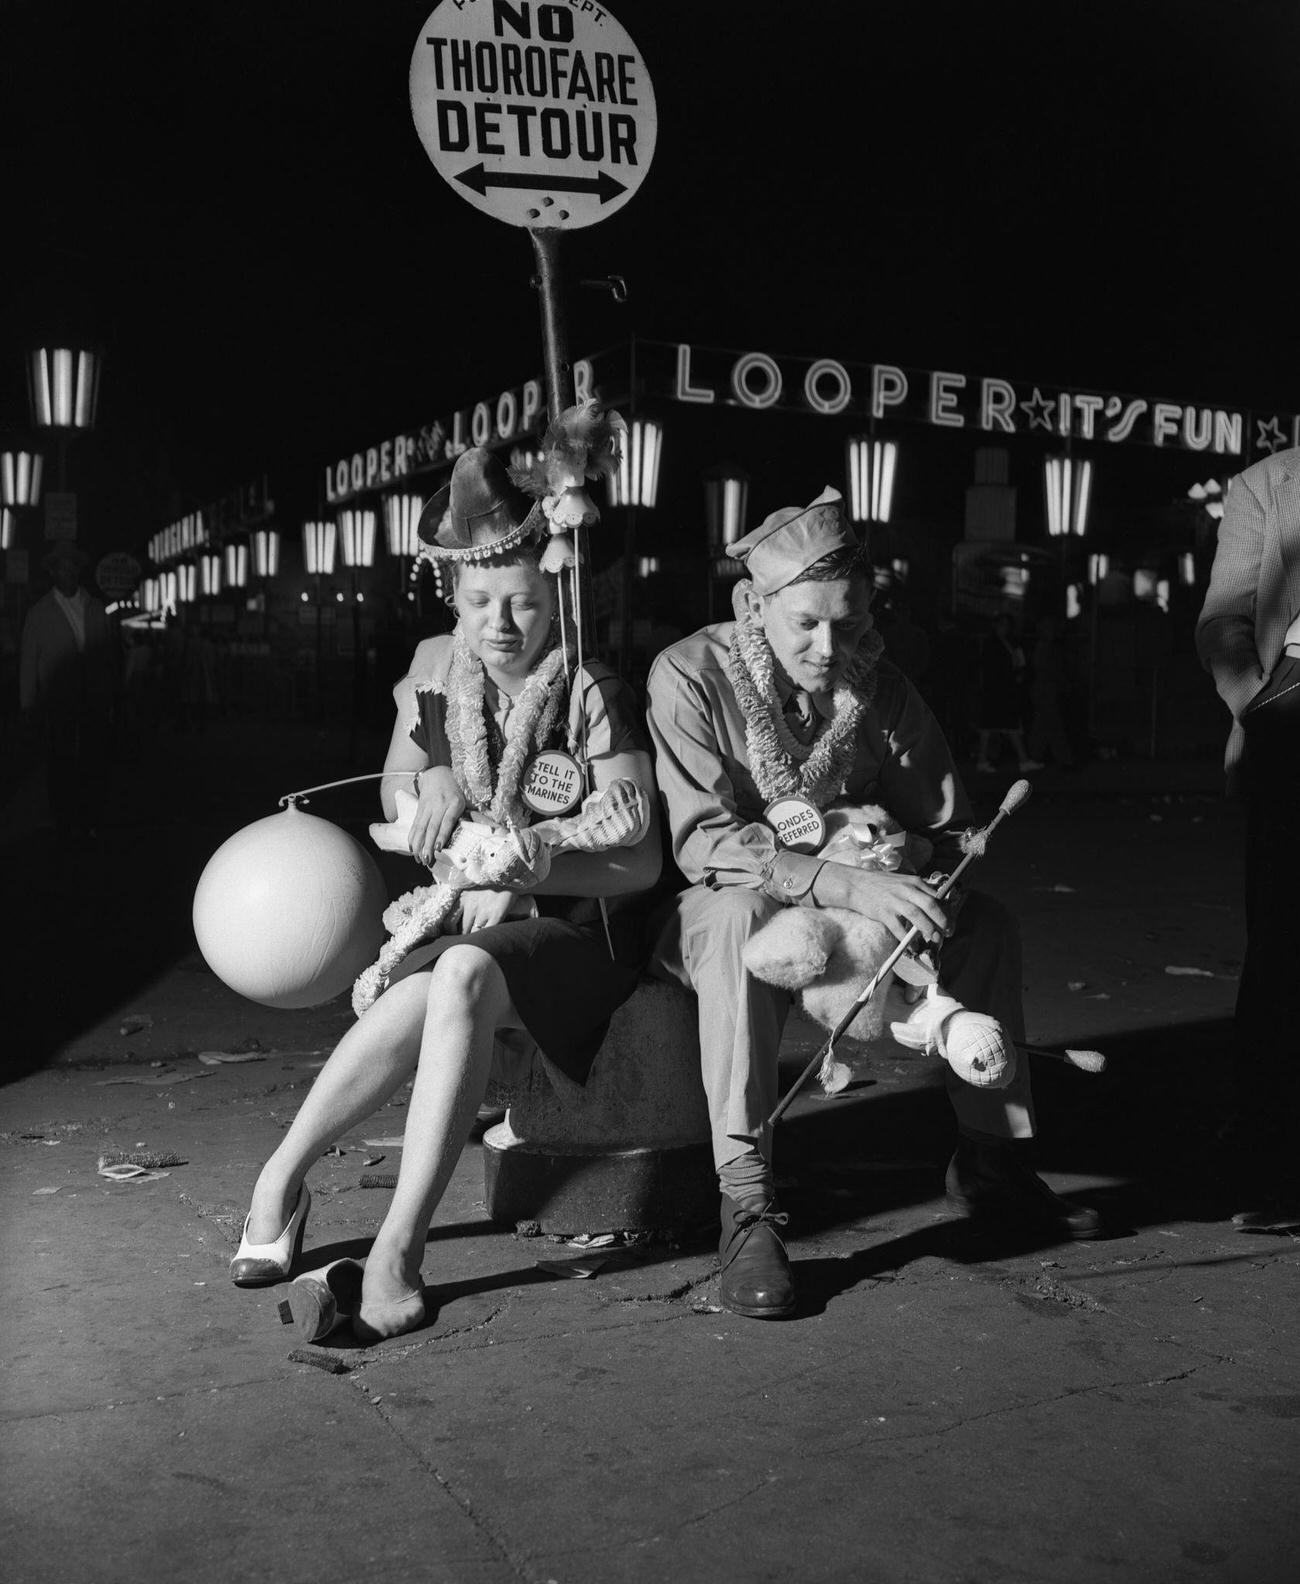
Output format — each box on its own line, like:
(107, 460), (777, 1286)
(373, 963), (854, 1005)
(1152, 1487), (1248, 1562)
(2, 722), (1297, 1583)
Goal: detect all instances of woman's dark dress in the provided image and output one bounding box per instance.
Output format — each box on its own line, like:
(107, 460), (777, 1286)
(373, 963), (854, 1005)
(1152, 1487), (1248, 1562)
(405, 651), (653, 1083)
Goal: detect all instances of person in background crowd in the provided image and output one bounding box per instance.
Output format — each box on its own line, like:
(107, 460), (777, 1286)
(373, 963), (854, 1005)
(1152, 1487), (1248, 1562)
(925, 612), (979, 761)
(974, 613), (1042, 774)
(646, 487), (1100, 1322)
(877, 593), (930, 685)
(1196, 446), (1300, 1232)
(1026, 614), (1076, 769)
(19, 541), (118, 842)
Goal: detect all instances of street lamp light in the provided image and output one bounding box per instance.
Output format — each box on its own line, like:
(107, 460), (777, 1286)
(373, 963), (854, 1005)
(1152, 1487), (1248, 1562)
(303, 520), (336, 577)
(28, 347), (102, 433)
(1, 508), (15, 551)
(338, 508), (377, 757)
(339, 508), (376, 570)
(252, 528), (280, 578)
(606, 420), (663, 675)
(225, 542), (249, 590)
(1, 450), (44, 507)
(845, 437), (897, 524)
(703, 463), (750, 620)
(1187, 479), (1224, 521)
(1044, 455), (1092, 537)
(703, 464), (749, 555)
(303, 519), (338, 715)
(384, 493), (424, 612)
(27, 344), (102, 554)
(608, 418), (663, 509)
(384, 494), (423, 559)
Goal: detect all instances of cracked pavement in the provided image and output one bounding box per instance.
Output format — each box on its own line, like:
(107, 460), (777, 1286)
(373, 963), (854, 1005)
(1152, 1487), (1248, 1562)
(2, 722), (1297, 1582)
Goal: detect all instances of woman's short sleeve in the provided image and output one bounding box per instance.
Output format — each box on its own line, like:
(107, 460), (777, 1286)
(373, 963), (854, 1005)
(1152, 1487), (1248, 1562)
(568, 662), (646, 762)
(406, 635), (456, 763)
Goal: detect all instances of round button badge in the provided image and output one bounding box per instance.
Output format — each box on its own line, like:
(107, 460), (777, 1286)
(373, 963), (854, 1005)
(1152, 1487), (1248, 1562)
(763, 797), (827, 855)
(521, 749), (584, 816)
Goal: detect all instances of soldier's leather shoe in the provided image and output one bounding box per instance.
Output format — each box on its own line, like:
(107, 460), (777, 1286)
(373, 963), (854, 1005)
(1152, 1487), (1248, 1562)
(718, 1195), (796, 1318)
(946, 1138), (1103, 1241)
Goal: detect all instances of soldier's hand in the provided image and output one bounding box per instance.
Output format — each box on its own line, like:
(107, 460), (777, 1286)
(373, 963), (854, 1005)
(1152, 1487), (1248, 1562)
(812, 861), (950, 945)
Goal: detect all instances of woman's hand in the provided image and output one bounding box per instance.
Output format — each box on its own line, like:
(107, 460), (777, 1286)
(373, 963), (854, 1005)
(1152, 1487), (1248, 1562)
(409, 765), (466, 868)
(457, 887), (517, 934)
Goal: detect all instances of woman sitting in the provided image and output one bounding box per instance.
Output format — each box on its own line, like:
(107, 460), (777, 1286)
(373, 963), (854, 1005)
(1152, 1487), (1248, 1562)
(230, 446), (661, 1343)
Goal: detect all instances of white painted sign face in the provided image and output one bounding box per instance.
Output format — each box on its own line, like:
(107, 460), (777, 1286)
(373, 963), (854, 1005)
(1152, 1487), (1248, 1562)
(410, 0), (656, 230)
(96, 550), (142, 599)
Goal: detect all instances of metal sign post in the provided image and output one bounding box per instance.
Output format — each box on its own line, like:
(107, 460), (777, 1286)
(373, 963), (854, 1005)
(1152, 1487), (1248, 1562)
(410, 0), (658, 654)
(529, 227), (573, 425)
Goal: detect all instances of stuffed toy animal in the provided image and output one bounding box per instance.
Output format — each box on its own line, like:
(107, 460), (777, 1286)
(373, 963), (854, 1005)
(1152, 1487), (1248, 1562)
(353, 778), (648, 1017)
(742, 801), (1015, 1093)
(508, 400), (626, 574)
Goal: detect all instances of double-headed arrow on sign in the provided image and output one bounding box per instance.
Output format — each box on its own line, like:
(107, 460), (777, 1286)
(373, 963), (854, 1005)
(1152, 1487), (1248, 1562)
(454, 164), (628, 205)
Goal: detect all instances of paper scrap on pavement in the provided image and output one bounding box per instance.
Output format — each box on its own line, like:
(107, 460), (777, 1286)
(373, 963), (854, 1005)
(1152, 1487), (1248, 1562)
(197, 1050), (267, 1065)
(1165, 965), (1214, 977)
(362, 1137), (405, 1148)
(32, 1186), (62, 1195)
(98, 1150), (185, 1169)
(98, 1162), (171, 1182)
(535, 1255), (610, 1279)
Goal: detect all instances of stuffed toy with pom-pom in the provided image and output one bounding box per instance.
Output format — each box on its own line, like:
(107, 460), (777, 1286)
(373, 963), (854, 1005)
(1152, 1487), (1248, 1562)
(354, 778), (649, 1017)
(508, 400), (626, 573)
(742, 801), (1016, 1093)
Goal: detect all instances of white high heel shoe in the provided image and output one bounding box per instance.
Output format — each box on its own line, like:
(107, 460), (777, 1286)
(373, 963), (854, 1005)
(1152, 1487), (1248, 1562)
(279, 1258), (364, 1341)
(230, 1182), (311, 1287)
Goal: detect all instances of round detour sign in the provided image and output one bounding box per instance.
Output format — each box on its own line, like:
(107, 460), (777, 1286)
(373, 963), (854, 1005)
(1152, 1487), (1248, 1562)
(95, 551), (142, 601)
(521, 748), (584, 815)
(764, 797), (827, 856)
(410, 0), (657, 230)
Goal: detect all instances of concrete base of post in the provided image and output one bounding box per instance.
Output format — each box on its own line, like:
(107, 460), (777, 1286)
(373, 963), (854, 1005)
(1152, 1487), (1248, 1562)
(482, 980), (716, 1236)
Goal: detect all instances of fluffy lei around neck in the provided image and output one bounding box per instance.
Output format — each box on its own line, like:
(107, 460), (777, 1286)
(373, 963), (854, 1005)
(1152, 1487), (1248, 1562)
(443, 632), (569, 826)
(727, 600), (884, 808)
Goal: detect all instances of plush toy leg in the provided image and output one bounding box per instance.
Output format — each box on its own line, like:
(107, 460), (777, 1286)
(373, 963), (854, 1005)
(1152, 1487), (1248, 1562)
(890, 983), (1016, 1089)
(353, 881), (463, 1018)
(541, 779), (650, 854)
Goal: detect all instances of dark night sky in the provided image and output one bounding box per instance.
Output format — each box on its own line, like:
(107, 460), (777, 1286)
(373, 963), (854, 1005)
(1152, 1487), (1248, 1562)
(4, 0), (1298, 555)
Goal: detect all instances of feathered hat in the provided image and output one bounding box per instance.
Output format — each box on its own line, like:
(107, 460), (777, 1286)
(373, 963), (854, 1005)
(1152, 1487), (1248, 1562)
(417, 448), (547, 563)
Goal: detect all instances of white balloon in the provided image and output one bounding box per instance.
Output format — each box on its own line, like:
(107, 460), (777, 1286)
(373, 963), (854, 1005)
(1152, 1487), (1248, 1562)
(193, 807), (387, 1010)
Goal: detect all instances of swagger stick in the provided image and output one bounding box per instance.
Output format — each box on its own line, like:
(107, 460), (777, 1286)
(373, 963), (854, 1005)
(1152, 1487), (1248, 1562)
(768, 778), (1034, 1127)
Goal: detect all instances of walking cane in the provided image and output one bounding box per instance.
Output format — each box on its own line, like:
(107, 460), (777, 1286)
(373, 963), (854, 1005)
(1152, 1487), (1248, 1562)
(768, 778), (1035, 1128)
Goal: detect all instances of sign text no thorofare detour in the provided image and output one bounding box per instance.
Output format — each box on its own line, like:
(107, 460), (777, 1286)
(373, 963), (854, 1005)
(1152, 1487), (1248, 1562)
(411, 0), (657, 230)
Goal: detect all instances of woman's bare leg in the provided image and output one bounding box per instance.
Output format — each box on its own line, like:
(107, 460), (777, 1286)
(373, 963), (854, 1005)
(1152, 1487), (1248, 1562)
(244, 972), (432, 1240)
(358, 943), (517, 1339)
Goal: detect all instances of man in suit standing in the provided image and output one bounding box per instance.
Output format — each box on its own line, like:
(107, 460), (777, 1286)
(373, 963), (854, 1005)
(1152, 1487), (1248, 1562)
(19, 541), (118, 842)
(1196, 446), (1300, 1231)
